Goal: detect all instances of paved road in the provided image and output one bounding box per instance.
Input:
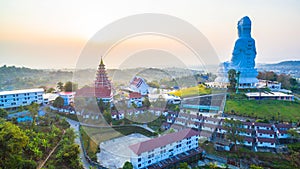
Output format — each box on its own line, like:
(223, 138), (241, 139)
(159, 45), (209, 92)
(66, 118), (91, 169)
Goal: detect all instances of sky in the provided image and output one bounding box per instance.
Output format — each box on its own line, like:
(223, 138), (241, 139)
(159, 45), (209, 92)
(0, 0), (300, 69)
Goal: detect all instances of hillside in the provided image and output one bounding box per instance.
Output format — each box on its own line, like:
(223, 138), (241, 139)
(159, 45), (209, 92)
(257, 60), (300, 78)
(0, 65), (207, 91)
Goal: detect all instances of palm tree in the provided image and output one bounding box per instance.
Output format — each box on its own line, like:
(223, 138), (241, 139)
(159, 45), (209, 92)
(32, 147), (42, 160)
(41, 139), (50, 152)
(28, 103), (39, 129)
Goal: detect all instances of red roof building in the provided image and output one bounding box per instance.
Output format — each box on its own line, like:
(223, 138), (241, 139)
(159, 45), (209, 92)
(129, 128), (199, 155)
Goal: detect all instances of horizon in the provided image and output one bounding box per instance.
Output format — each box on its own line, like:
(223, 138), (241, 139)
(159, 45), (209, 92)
(1, 59), (300, 71)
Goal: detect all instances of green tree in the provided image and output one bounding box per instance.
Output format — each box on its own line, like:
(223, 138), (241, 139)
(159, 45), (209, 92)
(97, 98), (105, 112)
(148, 80), (160, 88)
(41, 138), (50, 151)
(142, 97), (151, 108)
(53, 96), (64, 108)
(250, 164), (263, 169)
(179, 162), (189, 169)
(228, 69), (237, 91)
(20, 159), (37, 169)
(46, 87), (55, 93)
(28, 103), (39, 128)
(223, 118), (245, 151)
(208, 162), (218, 169)
(64, 81), (78, 92)
(123, 161), (133, 169)
(103, 110), (112, 124)
(287, 129), (300, 138)
(0, 108), (8, 118)
(0, 121), (29, 168)
(57, 82), (64, 91)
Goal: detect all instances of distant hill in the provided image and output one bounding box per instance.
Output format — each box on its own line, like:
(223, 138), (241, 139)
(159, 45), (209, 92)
(0, 65), (209, 91)
(0, 65), (73, 91)
(257, 60), (300, 78)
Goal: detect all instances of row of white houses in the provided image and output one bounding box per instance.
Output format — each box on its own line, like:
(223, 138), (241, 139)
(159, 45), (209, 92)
(164, 111), (293, 150)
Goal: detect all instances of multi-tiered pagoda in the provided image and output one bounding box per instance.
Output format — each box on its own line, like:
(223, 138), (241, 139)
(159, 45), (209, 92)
(76, 58), (112, 103)
(94, 58), (112, 102)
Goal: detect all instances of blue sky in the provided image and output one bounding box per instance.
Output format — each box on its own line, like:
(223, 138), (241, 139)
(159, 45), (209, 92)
(0, 0), (299, 69)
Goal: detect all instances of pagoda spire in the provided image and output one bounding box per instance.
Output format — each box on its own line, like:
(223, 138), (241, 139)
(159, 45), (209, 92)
(100, 56), (104, 66)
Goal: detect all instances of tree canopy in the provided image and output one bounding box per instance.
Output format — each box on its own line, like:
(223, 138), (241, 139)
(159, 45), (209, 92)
(0, 121), (29, 168)
(64, 81), (78, 92)
(0, 108), (8, 118)
(227, 69), (237, 91)
(122, 161), (133, 169)
(53, 96), (64, 108)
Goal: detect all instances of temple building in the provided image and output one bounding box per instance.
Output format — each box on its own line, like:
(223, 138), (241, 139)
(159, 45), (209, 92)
(215, 16), (259, 88)
(76, 58), (112, 103)
(129, 76), (149, 96)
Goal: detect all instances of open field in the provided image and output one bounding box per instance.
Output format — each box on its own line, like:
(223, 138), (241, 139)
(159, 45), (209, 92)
(225, 99), (300, 122)
(169, 84), (212, 98)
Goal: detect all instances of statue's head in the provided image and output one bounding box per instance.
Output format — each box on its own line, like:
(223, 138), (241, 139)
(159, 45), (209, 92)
(237, 16), (251, 37)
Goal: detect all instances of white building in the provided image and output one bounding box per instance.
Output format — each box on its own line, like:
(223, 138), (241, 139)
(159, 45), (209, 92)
(256, 129), (275, 138)
(0, 88), (44, 109)
(59, 92), (75, 106)
(43, 93), (59, 104)
(254, 123), (273, 130)
(237, 128), (253, 137)
(128, 92), (143, 108)
(174, 118), (186, 126)
(245, 92), (294, 101)
(130, 76), (149, 96)
(236, 136), (254, 147)
(201, 123), (217, 133)
(274, 124), (292, 139)
(216, 126), (227, 134)
(129, 129), (199, 169)
(256, 138), (276, 148)
(258, 80), (281, 91)
(242, 122), (253, 129)
(203, 117), (221, 125)
(148, 93), (181, 105)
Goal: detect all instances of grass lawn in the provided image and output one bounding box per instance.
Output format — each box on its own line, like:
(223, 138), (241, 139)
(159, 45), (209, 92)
(169, 84), (212, 98)
(225, 99), (300, 122)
